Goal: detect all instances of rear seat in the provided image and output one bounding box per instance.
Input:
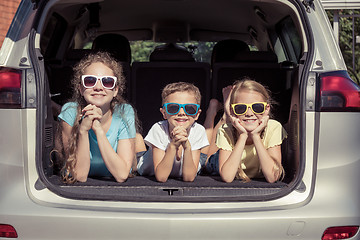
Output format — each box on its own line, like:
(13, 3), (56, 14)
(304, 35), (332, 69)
(211, 39), (250, 66)
(131, 43), (211, 135)
(211, 43), (294, 124)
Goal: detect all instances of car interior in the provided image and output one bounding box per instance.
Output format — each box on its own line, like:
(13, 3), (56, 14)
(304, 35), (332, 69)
(39, 0), (302, 201)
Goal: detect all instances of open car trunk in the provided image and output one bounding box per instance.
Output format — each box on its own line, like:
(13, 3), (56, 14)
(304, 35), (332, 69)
(40, 67), (301, 202)
(36, 0), (303, 203)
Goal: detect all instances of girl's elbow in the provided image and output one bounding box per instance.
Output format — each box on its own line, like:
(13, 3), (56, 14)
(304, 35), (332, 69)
(219, 168), (234, 183)
(266, 178), (276, 183)
(264, 166), (283, 183)
(75, 174), (88, 182)
(220, 172), (234, 183)
(264, 174), (278, 183)
(221, 176), (233, 183)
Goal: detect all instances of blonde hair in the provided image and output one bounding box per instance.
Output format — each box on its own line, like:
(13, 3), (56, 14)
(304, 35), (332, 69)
(60, 51), (131, 183)
(161, 82), (201, 105)
(230, 78), (271, 111)
(229, 78), (284, 182)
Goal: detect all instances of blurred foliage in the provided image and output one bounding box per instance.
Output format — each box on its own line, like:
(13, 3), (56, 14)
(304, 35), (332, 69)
(130, 41), (216, 63)
(327, 10), (360, 85)
(130, 41), (161, 62)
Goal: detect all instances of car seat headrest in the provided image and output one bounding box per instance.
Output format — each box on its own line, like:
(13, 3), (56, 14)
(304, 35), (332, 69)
(211, 39), (250, 65)
(92, 33), (131, 63)
(150, 43), (195, 62)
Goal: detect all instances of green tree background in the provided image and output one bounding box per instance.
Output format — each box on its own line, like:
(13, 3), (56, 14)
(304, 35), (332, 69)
(327, 10), (360, 84)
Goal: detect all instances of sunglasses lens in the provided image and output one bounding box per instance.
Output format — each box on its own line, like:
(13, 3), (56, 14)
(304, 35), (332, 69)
(184, 104), (198, 115)
(166, 104), (180, 114)
(234, 104), (247, 115)
(102, 77), (115, 89)
(83, 76), (97, 88)
(252, 103), (265, 113)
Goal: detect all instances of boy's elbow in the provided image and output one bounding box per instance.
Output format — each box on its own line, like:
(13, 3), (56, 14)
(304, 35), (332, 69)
(182, 173), (196, 182)
(114, 176), (126, 183)
(156, 175), (168, 183)
(113, 171), (129, 183)
(154, 167), (169, 182)
(183, 176), (195, 182)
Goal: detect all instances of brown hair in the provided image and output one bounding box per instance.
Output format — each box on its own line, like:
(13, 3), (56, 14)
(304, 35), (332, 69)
(229, 78), (283, 182)
(60, 51), (131, 183)
(161, 82), (201, 105)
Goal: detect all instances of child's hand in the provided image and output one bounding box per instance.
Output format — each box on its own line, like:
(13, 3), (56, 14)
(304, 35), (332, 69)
(79, 104), (102, 133)
(230, 115), (247, 135)
(170, 126), (188, 148)
(250, 115), (269, 137)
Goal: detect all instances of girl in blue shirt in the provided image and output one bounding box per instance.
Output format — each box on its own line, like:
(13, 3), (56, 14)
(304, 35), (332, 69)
(58, 52), (136, 183)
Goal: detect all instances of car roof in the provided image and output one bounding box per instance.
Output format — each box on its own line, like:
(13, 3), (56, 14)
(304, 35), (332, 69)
(47, 0), (298, 46)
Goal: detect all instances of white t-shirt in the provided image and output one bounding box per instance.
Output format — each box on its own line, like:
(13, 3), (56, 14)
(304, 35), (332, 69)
(137, 120), (209, 177)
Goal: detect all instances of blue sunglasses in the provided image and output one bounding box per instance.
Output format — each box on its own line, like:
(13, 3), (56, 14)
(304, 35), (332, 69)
(162, 103), (200, 116)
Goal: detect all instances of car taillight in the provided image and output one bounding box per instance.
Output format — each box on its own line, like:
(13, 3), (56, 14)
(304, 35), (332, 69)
(318, 71), (360, 112)
(0, 68), (22, 108)
(0, 224), (18, 238)
(322, 226), (359, 240)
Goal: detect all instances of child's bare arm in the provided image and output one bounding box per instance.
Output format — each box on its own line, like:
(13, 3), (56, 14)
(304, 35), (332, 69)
(218, 133), (248, 183)
(72, 105), (103, 182)
(181, 140), (200, 182)
(173, 126), (199, 181)
(153, 144), (177, 182)
(252, 137), (282, 183)
(83, 106), (135, 182)
(61, 120), (72, 152)
(95, 130), (134, 182)
(61, 119), (91, 182)
(250, 116), (282, 183)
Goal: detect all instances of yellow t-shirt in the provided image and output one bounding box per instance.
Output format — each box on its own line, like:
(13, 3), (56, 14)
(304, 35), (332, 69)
(215, 119), (287, 178)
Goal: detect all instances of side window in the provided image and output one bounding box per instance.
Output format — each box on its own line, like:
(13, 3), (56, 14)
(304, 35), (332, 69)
(273, 37), (287, 62)
(275, 16), (302, 63)
(41, 13), (67, 58)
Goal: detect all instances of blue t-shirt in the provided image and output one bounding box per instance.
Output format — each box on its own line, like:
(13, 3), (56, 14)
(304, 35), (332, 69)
(58, 102), (136, 177)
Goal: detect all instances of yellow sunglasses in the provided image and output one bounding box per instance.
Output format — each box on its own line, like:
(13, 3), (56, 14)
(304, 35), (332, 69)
(231, 102), (268, 115)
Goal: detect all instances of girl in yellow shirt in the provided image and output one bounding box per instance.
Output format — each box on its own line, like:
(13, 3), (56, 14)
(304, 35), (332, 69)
(209, 79), (287, 183)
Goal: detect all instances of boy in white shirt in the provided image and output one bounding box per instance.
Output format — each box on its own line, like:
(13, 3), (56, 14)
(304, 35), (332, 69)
(137, 82), (209, 182)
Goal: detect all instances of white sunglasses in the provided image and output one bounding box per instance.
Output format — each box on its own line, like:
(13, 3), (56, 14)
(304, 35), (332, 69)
(81, 75), (117, 89)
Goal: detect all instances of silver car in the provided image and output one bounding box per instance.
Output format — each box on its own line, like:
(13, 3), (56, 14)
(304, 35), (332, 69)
(0, 0), (359, 239)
